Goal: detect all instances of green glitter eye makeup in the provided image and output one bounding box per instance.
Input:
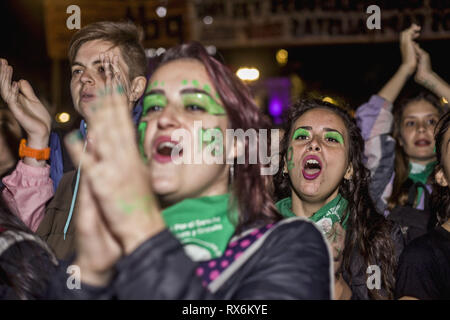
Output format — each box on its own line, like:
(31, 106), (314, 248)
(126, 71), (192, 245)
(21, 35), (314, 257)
(292, 128), (310, 141)
(143, 94), (167, 115)
(182, 93), (226, 115)
(324, 131), (344, 145)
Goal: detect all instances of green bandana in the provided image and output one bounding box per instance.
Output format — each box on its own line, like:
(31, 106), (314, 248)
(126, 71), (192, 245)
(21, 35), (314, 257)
(408, 161), (436, 206)
(162, 194), (237, 261)
(276, 194), (349, 234)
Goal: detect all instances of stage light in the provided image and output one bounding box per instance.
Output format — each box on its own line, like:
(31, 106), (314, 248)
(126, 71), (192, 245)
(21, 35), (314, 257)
(236, 68), (260, 81)
(203, 16), (213, 25)
(276, 49), (288, 66)
(156, 6), (167, 18)
(56, 112), (70, 123)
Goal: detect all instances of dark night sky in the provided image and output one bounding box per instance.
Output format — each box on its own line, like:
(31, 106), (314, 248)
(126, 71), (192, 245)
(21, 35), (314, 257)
(1, 0), (450, 128)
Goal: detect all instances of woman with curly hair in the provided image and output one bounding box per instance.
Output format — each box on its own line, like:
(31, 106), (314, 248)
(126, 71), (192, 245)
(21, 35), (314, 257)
(275, 99), (399, 299)
(395, 111), (450, 300)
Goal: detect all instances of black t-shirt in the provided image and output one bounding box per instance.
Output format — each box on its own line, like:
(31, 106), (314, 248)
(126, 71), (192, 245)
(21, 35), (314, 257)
(395, 226), (450, 300)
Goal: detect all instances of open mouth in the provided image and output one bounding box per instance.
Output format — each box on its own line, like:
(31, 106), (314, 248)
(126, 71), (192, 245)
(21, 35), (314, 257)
(81, 93), (95, 102)
(414, 139), (431, 147)
(302, 155), (322, 180)
(153, 137), (183, 163)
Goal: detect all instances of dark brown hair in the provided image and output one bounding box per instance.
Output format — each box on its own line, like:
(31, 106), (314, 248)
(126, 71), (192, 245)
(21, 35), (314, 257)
(157, 42), (282, 232)
(431, 111), (450, 225)
(68, 21), (147, 81)
(274, 99), (396, 299)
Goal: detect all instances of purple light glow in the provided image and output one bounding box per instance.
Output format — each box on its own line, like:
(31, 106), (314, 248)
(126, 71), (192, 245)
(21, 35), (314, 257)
(269, 97), (283, 117)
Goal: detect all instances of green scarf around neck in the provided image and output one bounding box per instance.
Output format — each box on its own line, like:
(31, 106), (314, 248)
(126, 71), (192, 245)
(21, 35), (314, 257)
(276, 194), (349, 234)
(162, 194), (237, 261)
(408, 160), (436, 206)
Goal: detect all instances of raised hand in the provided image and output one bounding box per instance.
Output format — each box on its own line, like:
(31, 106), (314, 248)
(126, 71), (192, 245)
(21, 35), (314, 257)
(65, 52), (165, 258)
(413, 43), (434, 87)
(0, 59), (51, 151)
(399, 23), (421, 75)
(72, 175), (123, 287)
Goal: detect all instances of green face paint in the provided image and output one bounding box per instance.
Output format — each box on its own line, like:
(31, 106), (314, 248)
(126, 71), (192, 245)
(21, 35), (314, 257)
(199, 127), (224, 156)
(292, 128), (310, 141)
(324, 131), (344, 145)
(138, 121), (148, 161)
(182, 93), (226, 116)
(142, 94), (167, 116)
(118, 195), (152, 215)
(203, 85), (211, 93)
(182, 79), (188, 85)
(287, 146), (294, 171)
(192, 80), (199, 87)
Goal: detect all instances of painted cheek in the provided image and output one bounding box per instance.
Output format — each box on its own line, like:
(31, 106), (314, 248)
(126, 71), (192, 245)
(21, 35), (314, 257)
(287, 146), (295, 171)
(138, 121), (148, 161)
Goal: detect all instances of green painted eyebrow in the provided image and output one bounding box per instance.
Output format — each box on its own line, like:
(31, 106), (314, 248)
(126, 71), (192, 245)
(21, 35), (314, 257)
(181, 92), (226, 115)
(292, 127), (310, 141)
(324, 131), (344, 145)
(142, 93), (167, 115)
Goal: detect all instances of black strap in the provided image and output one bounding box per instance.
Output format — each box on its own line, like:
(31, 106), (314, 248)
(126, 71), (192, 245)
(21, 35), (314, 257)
(406, 181), (430, 210)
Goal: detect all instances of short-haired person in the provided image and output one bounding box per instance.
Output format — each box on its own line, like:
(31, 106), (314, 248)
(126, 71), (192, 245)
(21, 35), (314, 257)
(0, 21), (147, 260)
(46, 42), (332, 299)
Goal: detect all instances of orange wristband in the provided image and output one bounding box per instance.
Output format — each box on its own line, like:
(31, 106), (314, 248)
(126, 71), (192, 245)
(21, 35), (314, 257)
(18, 139), (50, 160)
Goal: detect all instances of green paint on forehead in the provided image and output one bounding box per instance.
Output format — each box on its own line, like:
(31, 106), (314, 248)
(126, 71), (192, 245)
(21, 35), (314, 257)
(182, 93), (226, 116)
(182, 79), (188, 85)
(292, 127), (310, 141)
(325, 131), (344, 145)
(192, 80), (199, 87)
(203, 85), (211, 93)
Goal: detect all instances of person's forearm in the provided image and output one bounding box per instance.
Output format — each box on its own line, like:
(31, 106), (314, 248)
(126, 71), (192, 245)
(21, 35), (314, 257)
(378, 65), (412, 103)
(418, 72), (450, 102)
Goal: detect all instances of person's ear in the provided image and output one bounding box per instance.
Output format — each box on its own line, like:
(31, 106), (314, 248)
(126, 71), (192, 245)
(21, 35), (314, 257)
(435, 167), (448, 187)
(344, 163), (353, 180)
(129, 76), (147, 105)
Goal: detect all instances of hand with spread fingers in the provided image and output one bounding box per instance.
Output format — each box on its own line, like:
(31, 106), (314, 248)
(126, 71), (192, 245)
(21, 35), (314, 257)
(0, 59), (51, 155)
(65, 53), (165, 283)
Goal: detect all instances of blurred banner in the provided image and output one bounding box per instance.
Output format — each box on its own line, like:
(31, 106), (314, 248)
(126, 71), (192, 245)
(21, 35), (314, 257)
(190, 0), (450, 48)
(44, 0), (189, 59)
(44, 0), (450, 58)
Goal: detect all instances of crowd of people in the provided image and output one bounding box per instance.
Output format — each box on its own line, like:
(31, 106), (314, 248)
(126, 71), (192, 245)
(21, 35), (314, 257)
(0, 21), (448, 300)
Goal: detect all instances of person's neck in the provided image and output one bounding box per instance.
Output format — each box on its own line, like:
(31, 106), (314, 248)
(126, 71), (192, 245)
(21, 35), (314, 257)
(291, 189), (339, 219)
(409, 157), (436, 167)
(159, 169), (230, 210)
